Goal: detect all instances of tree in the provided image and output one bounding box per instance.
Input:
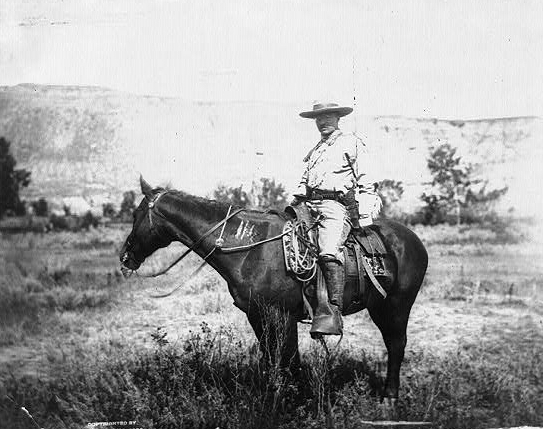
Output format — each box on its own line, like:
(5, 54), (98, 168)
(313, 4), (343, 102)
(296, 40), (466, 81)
(213, 184), (250, 208)
(0, 137), (31, 218)
(31, 198), (49, 217)
(102, 202), (117, 218)
(420, 142), (507, 225)
(119, 190), (137, 221)
(212, 177), (288, 210)
(378, 179), (404, 220)
(255, 178), (288, 210)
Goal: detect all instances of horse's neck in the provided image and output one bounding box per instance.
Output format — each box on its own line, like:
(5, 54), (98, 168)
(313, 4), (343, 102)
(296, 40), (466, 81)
(160, 192), (258, 285)
(163, 192), (229, 248)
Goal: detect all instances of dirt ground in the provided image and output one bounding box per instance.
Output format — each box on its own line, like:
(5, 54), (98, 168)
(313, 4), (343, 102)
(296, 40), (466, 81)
(1, 224), (542, 381)
(1, 268), (541, 381)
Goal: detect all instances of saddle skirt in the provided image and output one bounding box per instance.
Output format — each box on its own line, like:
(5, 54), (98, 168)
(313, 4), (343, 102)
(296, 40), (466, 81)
(283, 204), (394, 315)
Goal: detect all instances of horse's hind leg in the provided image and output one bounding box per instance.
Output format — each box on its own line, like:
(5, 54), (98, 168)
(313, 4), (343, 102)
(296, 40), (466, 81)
(368, 298), (410, 418)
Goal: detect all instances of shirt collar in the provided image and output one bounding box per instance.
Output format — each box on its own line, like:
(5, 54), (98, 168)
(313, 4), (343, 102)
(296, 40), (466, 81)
(323, 129), (342, 145)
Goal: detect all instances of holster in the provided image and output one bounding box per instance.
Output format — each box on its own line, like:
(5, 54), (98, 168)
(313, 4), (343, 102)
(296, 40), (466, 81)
(342, 189), (360, 229)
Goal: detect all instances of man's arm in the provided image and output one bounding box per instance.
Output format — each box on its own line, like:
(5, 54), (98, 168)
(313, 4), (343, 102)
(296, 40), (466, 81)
(291, 164), (309, 206)
(352, 137), (383, 221)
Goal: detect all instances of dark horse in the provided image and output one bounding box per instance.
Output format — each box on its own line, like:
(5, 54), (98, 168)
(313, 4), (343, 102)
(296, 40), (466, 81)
(120, 177), (428, 412)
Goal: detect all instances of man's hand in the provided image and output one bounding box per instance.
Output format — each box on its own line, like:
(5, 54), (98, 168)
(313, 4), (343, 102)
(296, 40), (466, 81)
(291, 195), (307, 206)
(350, 216), (361, 230)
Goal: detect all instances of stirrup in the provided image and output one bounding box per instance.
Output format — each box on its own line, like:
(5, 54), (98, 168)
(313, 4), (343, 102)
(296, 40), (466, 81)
(309, 307), (343, 337)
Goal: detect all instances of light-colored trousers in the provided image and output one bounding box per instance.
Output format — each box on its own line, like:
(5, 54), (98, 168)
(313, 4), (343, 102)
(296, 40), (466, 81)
(307, 200), (351, 263)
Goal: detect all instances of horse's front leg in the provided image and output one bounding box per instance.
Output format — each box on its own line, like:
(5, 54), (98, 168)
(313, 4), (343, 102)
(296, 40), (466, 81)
(247, 305), (300, 370)
(282, 314), (300, 369)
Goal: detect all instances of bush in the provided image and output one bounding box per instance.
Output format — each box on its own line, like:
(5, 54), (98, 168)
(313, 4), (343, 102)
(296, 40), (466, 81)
(102, 202), (117, 218)
(31, 198), (49, 217)
(47, 212), (101, 232)
(120, 190), (137, 220)
(81, 210), (100, 229)
(378, 179), (406, 221)
(0, 137), (31, 219)
(212, 177), (288, 210)
(49, 214), (80, 231)
(213, 183), (250, 207)
(2, 320), (542, 429)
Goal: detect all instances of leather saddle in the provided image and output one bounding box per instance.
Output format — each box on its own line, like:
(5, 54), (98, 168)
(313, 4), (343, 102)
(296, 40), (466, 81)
(283, 204), (395, 316)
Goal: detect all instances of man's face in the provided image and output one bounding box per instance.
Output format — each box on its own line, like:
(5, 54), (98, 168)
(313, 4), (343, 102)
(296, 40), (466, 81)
(315, 113), (340, 136)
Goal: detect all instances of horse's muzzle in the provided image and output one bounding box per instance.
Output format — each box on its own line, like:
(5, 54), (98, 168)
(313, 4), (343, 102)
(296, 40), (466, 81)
(120, 265), (132, 278)
(120, 251), (141, 276)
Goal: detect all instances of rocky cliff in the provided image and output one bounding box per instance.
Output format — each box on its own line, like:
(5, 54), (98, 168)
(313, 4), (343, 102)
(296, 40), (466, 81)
(1, 84), (541, 216)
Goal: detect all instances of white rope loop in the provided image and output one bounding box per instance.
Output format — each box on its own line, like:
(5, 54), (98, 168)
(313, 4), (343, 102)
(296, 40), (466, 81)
(284, 219), (318, 283)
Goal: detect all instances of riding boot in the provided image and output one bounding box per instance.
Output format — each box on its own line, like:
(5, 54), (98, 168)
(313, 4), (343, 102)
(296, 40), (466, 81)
(310, 258), (344, 337)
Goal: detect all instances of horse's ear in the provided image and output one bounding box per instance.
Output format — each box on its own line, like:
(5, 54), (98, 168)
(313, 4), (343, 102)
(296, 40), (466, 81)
(140, 175), (154, 200)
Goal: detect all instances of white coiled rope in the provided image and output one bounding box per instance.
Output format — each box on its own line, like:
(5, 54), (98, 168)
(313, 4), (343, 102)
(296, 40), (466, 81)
(283, 219), (319, 282)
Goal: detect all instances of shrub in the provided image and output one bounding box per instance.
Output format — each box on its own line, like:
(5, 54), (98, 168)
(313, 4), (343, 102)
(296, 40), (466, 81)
(31, 198), (49, 217)
(49, 214), (78, 231)
(0, 137), (31, 219)
(81, 210), (100, 229)
(212, 183), (250, 207)
(120, 190), (137, 220)
(378, 179), (406, 221)
(2, 322), (542, 429)
(102, 202), (117, 218)
(212, 177), (288, 210)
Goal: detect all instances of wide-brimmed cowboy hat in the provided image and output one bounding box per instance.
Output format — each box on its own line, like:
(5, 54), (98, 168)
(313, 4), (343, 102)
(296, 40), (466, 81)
(299, 101), (353, 119)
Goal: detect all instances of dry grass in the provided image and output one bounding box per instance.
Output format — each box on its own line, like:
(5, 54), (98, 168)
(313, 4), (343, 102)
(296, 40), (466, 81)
(0, 221), (542, 428)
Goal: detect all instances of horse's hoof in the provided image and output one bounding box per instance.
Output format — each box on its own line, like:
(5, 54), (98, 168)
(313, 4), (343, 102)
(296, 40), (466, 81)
(379, 397), (399, 420)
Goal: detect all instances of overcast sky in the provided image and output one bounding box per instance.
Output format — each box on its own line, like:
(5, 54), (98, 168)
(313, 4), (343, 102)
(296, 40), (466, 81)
(1, 0), (543, 118)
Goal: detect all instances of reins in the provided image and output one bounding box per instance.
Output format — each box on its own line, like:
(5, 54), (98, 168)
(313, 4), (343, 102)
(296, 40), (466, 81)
(218, 230), (293, 253)
(138, 196), (296, 298)
(139, 201), (245, 278)
(148, 245), (217, 298)
(147, 225), (294, 298)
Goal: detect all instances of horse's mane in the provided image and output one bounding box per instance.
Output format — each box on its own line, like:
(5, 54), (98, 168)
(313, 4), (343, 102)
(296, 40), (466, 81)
(159, 187), (287, 222)
(160, 187), (230, 210)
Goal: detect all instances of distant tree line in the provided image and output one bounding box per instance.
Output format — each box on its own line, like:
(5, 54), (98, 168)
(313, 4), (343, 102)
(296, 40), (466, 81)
(212, 177), (288, 210)
(0, 135), (510, 229)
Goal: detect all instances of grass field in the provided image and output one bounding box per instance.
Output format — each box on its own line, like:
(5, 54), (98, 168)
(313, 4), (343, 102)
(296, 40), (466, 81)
(0, 221), (542, 429)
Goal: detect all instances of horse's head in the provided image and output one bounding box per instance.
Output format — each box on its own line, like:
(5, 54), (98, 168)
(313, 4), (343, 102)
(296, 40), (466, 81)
(119, 176), (175, 277)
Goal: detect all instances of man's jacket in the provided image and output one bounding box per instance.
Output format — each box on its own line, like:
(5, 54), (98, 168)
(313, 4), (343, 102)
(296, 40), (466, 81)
(296, 129), (375, 196)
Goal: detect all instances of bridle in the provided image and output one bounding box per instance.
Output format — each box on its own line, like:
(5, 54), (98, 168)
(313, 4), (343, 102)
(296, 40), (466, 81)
(147, 191), (170, 233)
(122, 191), (298, 296)
(120, 191), (169, 272)
(130, 191), (246, 278)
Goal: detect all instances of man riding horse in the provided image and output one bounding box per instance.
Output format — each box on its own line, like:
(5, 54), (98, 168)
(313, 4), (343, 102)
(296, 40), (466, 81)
(120, 122), (427, 410)
(293, 101), (382, 337)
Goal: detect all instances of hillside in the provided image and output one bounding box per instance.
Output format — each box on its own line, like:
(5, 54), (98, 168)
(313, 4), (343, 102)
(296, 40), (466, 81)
(1, 84), (541, 216)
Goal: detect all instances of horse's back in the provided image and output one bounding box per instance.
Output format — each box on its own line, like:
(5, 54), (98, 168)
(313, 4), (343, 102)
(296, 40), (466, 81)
(371, 219), (428, 295)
